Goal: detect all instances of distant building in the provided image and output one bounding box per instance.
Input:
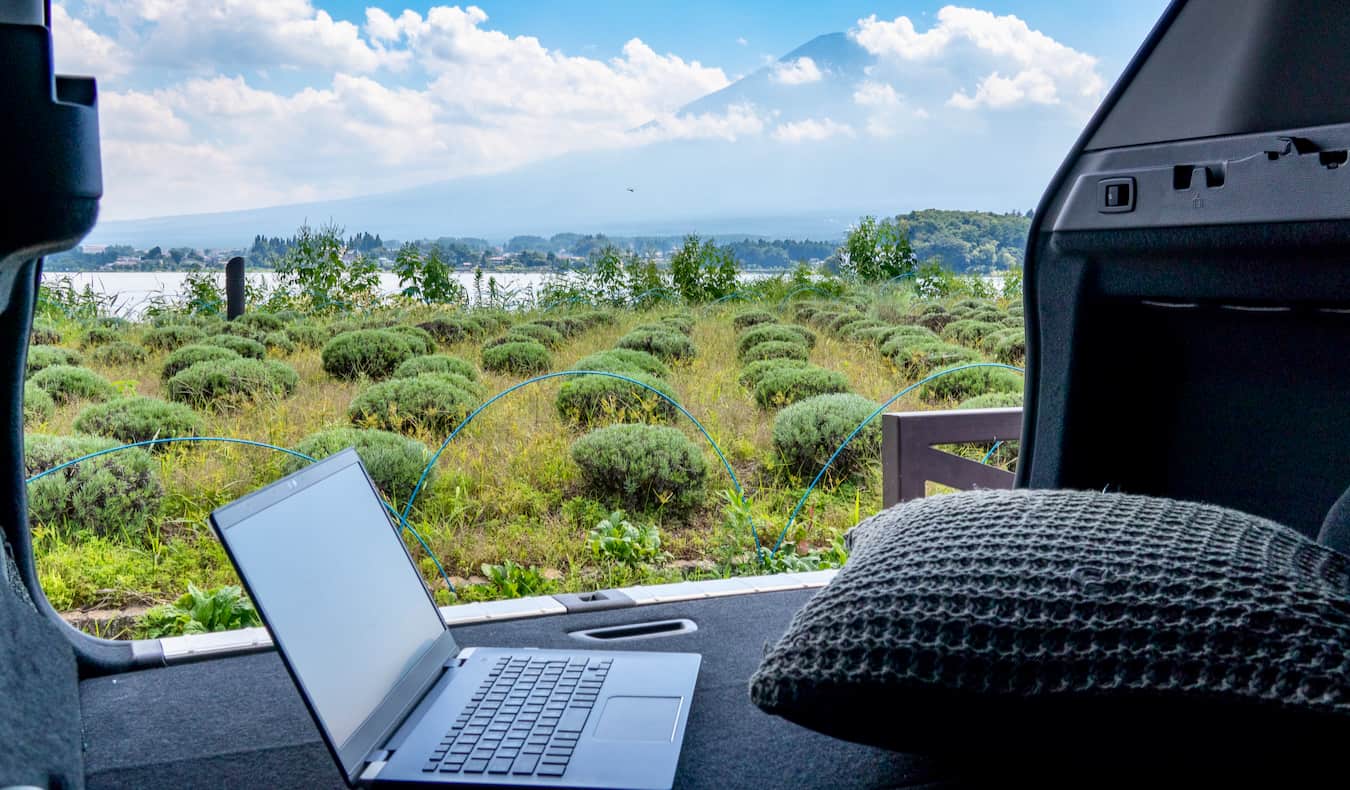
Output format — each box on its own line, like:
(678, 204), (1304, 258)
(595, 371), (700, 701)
(81, 243), (108, 254)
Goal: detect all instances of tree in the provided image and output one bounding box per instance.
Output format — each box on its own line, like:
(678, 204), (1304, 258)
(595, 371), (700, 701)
(274, 222), (379, 312)
(393, 243), (465, 305)
(144, 246), (163, 260)
(668, 234), (742, 302)
(838, 216), (917, 282)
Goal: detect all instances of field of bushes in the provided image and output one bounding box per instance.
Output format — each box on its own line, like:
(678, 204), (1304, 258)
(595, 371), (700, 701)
(22, 281), (1025, 638)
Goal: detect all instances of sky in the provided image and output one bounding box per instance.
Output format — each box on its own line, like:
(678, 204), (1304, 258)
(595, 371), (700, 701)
(53, 1), (1171, 223)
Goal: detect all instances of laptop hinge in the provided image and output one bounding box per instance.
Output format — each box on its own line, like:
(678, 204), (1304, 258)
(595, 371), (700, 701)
(359, 753), (389, 785)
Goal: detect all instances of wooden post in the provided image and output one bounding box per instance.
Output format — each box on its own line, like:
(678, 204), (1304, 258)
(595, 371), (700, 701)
(225, 256), (245, 319)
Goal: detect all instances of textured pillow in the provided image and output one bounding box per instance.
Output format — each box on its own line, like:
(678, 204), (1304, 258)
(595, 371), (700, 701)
(750, 489), (1350, 754)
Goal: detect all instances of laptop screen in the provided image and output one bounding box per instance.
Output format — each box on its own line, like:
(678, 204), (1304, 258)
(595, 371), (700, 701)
(215, 455), (446, 751)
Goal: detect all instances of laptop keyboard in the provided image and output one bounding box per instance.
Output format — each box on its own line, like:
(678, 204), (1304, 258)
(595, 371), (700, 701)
(422, 655), (612, 778)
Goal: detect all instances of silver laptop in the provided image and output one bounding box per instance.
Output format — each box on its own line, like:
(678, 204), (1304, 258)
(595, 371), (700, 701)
(211, 448), (700, 788)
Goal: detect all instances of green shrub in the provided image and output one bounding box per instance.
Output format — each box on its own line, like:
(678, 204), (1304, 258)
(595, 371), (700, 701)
(482, 331), (558, 352)
(736, 325), (808, 359)
(658, 314), (694, 336)
(237, 312), (285, 332)
(586, 511), (666, 566)
(137, 583), (261, 639)
(322, 330), (416, 380)
(941, 319), (1003, 347)
(215, 322), (266, 341)
(733, 310), (776, 331)
(531, 317), (584, 338)
(283, 322), (331, 349)
(166, 359), (298, 409)
(30, 320), (62, 345)
(826, 312), (868, 333)
(783, 324), (817, 348)
(855, 324), (902, 345)
(556, 372), (676, 427)
(506, 323), (565, 349)
(738, 358), (808, 388)
(772, 393), (881, 480)
(80, 326), (119, 349)
(286, 428), (435, 504)
(394, 354), (478, 382)
(90, 340), (146, 366)
(26, 345), (83, 376)
(23, 382), (54, 424)
(742, 340), (809, 364)
(792, 304), (821, 322)
(262, 331), (296, 355)
(570, 424), (708, 513)
(73, 396), (204, 446)
(838, 318), (887, 340)
(388, 325), (436, 355)
(202, 333), (266, 360)
(29, 365), (116, 404)
(977, 327), (1017, 355)
(417, 317), (480, 344)
(615, 327), (695, 363)
(994, 332), (1026, 365)
(918, 363), (1023, 403)
(143, 325), (206, 351)
(878, 328), (942, 358)
(912, 305), (952, 332)
(481, 340), (552, 375)
(959, 391), (1024, 409)
(887, 340), (981, 379)
(24, 434), (162, 536)
(161, 344), (242, 381)
(571, 349), (670, 378)
(348, 373), (479, 435)
(754, 366), (850, 409)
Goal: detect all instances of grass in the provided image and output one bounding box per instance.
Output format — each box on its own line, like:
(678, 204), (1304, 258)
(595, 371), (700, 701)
(27, 291), (1022, 635)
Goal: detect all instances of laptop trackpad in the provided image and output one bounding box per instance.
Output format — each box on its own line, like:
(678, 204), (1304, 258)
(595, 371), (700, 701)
(592, 696), (683, 742)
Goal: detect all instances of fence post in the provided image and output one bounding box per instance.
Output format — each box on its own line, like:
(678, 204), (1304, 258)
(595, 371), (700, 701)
(225, 256), (245, 319)
(881, 407), (1023, 507)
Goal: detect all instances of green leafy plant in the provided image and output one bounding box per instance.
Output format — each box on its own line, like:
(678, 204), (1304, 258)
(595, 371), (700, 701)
(615, 327), (695, 363)
(29, 365), (117, 405)
(393, 243), (467, 305)
(273, 222), (380, 313)
(30, 319), (62, 345)
(586, 511), (667, 566)
(417, 317), (482, 344)
(555, 372), (676, 427)
(480, 560), (554, 599)
(142, 325), (206, 352)
(165, 358), (298, 409)
(262, 331), (296, 355)
(26, 345), (84, 377)
(738, 358), (809, 389)
(160, 344), (242, 381)
(393, 354), (479, 382)
(771, 393), (881, 481)
(959, 391), (1024, 409)
(236, 312), (285, 332)
(286, 428), (435, 504)
(888, 341), (981, 380)
(23, 381), (54, 424)
(201, 333), (266, 360)
(753, 366), (850, 409)
(481, 340), (552, 375)
(136, 583), (261, 638)
(90, 340), (147, 366)
(79, 326), (119, 350)
(504, 322), (565, 350)
(658, 314), (694, 336)
(741, 340), (809, 365)
(73, 396), (204, 446)
(24, 433), (163, 536)
(917, 363), (1023, 404)
(736, 324), (809, 360)
(732, 310), (776, 331)
(283, 322), (331, 349)
(387, 325), (437, 355)
(321, 330), (416, 380)
(348, 373), (480, 435)
(570, 349), (669, 378)
(570, 424), (708, 512)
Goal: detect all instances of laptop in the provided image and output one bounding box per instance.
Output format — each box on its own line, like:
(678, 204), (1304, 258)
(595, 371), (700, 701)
(211, 448), (700, 789)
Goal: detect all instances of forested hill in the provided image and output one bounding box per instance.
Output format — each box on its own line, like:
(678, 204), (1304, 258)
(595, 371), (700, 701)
(898, 209), (1033, 272)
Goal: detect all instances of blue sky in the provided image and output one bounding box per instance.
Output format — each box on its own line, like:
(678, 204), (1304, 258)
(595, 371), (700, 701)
(54, 2), (1171, 223)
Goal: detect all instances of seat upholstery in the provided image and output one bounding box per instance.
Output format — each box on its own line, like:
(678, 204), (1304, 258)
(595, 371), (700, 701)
(1, 539), (84, 789)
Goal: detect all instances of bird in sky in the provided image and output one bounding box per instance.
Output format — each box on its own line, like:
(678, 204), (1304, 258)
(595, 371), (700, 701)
(626, 187), (635, 192)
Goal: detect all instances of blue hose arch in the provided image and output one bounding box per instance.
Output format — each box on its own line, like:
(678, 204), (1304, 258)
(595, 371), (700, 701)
(402, 369), (763, 561)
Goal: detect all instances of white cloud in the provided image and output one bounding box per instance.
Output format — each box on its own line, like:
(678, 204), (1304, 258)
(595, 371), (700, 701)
(771, 117), (854, 144)
(852, 80), (900, 107)
(51, 2), (129, 78)
(852, 5), (1102, 111)
(771, 56), (823, 85)
(635, 104), (768, 143)
(736, 36), (748, 46)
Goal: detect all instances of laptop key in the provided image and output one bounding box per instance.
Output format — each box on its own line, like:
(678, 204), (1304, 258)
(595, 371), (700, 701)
(511, 754), (540, 775)
(488, 757), (515, 774)
(557, 707), (590, 733)
(537, 763), (566, 777)
(462, 758), (490, 774)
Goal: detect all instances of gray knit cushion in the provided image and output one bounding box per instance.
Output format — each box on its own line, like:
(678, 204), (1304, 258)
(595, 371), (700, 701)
(749, 489), (1350, 753)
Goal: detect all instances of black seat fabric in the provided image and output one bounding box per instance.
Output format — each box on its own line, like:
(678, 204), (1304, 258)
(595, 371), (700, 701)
(1, 539), (84, 789)
(1318, 485), (1350, 555)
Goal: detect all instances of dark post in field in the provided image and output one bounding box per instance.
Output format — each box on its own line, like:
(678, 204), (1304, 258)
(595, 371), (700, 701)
(225, 256), (245, 319)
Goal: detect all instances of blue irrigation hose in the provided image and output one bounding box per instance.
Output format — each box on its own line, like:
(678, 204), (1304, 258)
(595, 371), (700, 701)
(402, 370), (763, 562)
(24, 436), (457, 594)
(629, 287), (677, 306)
(980, 440), (1004, 466)
(702, 291), (748, 311)
(771, 362), (1024, 554)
